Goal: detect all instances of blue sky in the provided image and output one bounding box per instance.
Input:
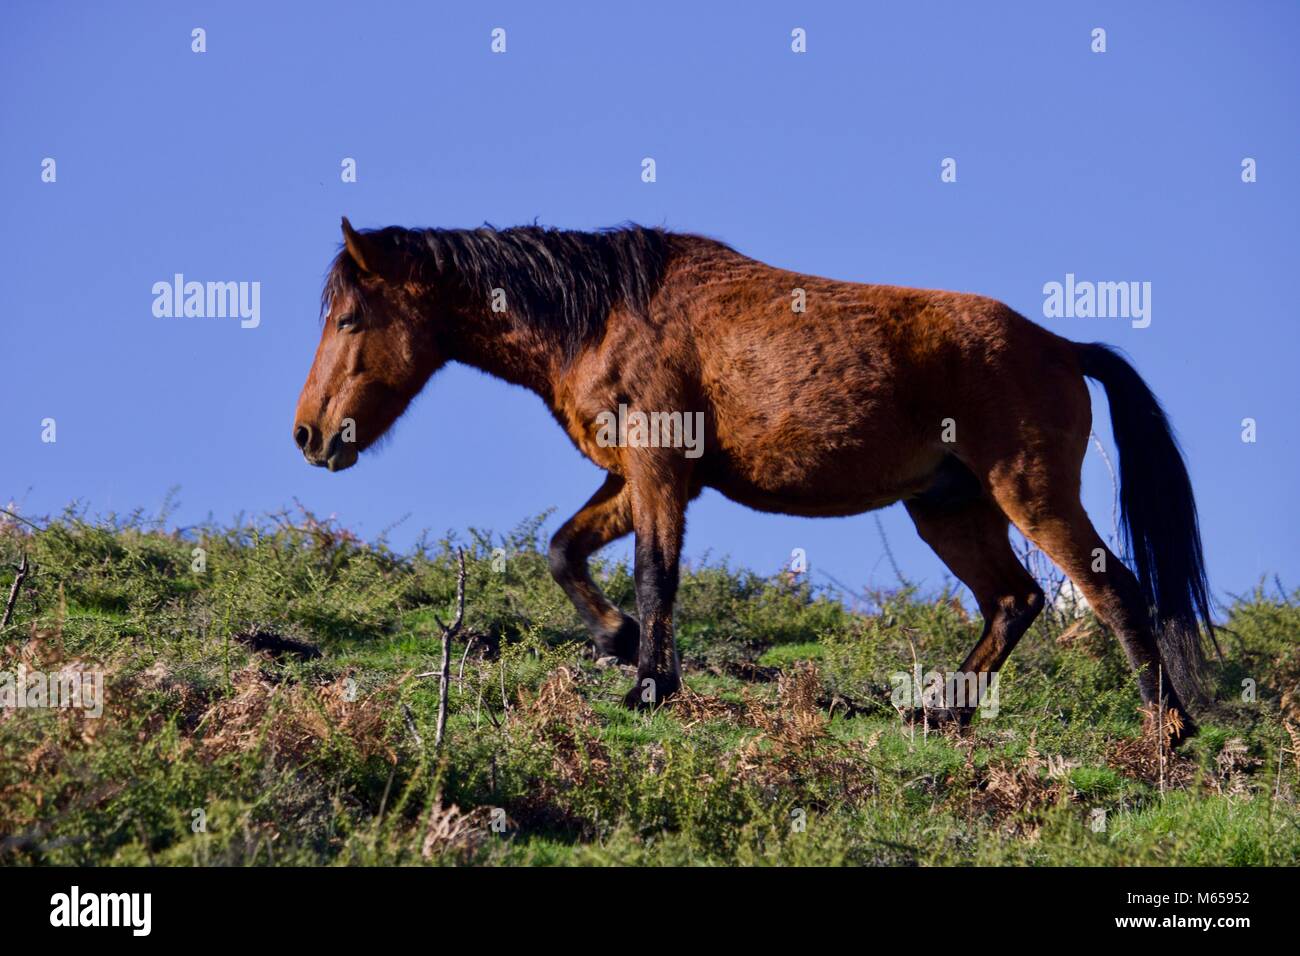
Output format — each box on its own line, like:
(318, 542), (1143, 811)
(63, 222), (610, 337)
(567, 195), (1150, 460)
(2, 1), (1297, 607)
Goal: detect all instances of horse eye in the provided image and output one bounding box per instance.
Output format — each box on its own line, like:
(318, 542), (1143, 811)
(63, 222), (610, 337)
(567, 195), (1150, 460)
(336, 313), (358, 331)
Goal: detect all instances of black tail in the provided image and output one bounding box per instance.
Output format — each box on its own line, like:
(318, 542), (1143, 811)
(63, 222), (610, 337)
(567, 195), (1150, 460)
(1077, 342), (1216, 710)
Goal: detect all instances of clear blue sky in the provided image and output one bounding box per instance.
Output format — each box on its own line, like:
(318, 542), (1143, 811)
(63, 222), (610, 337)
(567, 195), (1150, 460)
(2, 1), (1296, 607)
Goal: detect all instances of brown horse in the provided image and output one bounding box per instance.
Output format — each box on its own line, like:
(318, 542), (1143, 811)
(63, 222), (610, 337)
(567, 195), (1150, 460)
(294, 218), (1214, 737)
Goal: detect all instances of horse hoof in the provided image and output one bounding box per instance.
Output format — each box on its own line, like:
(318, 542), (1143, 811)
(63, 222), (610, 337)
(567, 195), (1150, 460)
(622, 672), (681, 710)
(1167, 709), (1198, 747)
(593, 615), (640, 665)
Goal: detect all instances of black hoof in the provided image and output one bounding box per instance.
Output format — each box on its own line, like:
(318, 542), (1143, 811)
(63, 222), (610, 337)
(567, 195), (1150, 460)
(622, 671), (681, 710)
(593, 615), (640, 665)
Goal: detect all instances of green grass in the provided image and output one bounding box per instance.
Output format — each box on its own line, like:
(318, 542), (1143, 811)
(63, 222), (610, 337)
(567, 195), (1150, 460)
(1, 505), (1297, 866)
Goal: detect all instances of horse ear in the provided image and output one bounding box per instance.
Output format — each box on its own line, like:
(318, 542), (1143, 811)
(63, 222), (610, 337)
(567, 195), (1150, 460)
(341, 217), (375, 273)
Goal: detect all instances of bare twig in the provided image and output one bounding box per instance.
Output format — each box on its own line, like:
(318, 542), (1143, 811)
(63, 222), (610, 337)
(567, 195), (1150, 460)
(481, 688), (502, 730)
(874, 514), (911, 590)
(1158, 665), (1165, 796)
(2, 554), (29, 630)
(414, 670), (467, 682)
(907, 634), (921, 744)
(433, 549), (467, 752)
(1089, 431), (1121, 553)
(814, 567), (871, 613)
(377, 766), (397, 822)
(457, 635), (477, 683)
(402, 704), (424, 749)
(1276, 737), (1285, 803)
(0, 507), (46, 534)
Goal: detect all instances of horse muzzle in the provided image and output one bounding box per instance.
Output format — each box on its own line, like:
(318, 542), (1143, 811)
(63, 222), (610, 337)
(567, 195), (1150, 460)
(295, 425), (358, 472)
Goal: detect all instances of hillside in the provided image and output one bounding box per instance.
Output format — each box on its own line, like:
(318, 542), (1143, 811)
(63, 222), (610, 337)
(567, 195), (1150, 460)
(1, 506), (1297, 865)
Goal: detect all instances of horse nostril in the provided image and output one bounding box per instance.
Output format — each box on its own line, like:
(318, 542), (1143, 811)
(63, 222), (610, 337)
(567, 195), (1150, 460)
(294, 424), (313, 451)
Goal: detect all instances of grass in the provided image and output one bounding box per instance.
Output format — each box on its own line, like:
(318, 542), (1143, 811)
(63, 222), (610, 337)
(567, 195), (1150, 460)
(1, 503), (1298, 866)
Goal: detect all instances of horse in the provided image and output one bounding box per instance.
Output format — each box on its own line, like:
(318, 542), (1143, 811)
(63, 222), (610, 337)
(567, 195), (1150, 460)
(293, 217), (1214, 739)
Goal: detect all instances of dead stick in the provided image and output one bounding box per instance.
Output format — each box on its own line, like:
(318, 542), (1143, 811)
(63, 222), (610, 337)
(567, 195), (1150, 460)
(907, 634), (922, 744)
(457, 634), (477, 682)
(2, 554), (28, 630)
(433, 550), (466, 751)
(402, 704), (424, 749)
(1158, 665), (1165, 796)
(1275, 739), (1284, 803)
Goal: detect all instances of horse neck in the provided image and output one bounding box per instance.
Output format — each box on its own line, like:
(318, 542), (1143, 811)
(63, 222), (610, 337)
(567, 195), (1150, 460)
(435, 301), (564, 403)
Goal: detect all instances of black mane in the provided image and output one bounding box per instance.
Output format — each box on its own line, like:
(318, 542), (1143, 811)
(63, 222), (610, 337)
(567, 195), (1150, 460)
(324, 223), (673, 358)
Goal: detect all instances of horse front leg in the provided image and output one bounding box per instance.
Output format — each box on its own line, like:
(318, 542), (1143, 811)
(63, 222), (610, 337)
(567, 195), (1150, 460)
(622, 462), (690, 709)
(548, 472), (639, 663)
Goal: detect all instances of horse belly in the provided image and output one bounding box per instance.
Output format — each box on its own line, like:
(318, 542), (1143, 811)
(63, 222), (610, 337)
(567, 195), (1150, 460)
(693, 300), (948, 514)
(700, 433), (938, 518)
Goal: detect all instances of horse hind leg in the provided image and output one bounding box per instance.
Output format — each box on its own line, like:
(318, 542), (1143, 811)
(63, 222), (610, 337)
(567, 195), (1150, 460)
(984, 465), (1194, 737)
(904, 482), (1044, 723)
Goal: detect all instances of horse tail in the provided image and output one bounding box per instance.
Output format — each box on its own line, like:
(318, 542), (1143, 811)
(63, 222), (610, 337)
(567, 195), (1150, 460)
(1076, 342), (1216, 709)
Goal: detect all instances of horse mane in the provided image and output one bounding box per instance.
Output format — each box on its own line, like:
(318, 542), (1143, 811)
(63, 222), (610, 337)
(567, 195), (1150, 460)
(322, 223), (675, 358)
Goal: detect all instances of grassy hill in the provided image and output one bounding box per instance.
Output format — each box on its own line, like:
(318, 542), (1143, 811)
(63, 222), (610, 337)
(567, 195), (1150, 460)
(1, 505), (1298, 865)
